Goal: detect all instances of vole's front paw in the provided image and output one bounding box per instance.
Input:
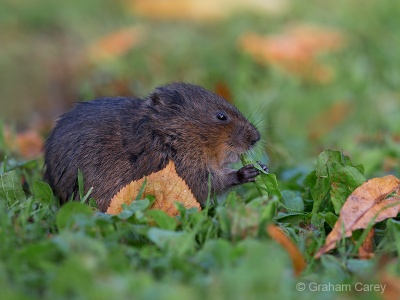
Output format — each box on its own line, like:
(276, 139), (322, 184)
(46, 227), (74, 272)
(237, 164), (260, 183)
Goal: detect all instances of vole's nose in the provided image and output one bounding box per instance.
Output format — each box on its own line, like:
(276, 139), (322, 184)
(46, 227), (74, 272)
(249, 128), (260, 146)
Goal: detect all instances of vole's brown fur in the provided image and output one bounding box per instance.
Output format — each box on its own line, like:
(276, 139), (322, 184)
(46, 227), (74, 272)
(44, 83), (262, 212)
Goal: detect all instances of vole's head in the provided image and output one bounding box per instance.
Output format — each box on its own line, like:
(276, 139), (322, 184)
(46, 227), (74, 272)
(147, 83), (260, 169)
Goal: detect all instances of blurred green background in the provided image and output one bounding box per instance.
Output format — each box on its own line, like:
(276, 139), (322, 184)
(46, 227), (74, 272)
(1, 0), (399, 176)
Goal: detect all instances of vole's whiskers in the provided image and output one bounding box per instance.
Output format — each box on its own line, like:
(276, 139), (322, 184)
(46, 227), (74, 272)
(246, 105), (260, 122)
(247, 103), (270, 126)
(264, 141), (277, 155)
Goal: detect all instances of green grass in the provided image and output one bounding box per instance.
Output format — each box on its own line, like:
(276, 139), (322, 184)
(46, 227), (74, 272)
(1, 0), (400, 299)
(1, 149), (397, 300)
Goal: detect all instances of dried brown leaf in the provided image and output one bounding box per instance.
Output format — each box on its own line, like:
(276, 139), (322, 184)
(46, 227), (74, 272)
(107, 161), (200, 216)
(315, 175), (400, 258)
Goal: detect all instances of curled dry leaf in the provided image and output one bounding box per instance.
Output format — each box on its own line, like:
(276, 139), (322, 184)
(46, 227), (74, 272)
(107, 161), (200, 216)
(315, 175), (400, 258)
(267, 224), (306, 276)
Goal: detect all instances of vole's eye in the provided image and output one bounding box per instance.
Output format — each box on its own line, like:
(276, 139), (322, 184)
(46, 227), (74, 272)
(216, 112), (228, 121)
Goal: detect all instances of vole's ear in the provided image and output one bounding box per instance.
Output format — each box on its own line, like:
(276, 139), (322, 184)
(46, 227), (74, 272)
(149, 86), (185, 108)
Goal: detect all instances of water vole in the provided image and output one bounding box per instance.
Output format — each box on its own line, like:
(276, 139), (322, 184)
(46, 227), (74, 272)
(44, 83), (264, 211)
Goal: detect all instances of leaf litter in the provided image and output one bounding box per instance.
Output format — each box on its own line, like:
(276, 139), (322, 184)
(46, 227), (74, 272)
(315, 175), (400, 258)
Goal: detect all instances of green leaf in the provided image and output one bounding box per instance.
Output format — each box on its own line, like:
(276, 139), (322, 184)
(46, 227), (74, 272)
(256, 172), (282, 199)
(240, 154), (282, 200)
(261, 197), (279, 223)
(146, 210), (177, 230)
(304, 170), (317, 189)
(117, 199), (151, 219)
(0, 170), (25, 206)
(320, 255), (350, 282)
(33, 180), (53, 204)
(328, 161), (366, 213)
(194, 239), (236, 268)
(9, 240), (60, 269)
(52, 232), (107, 258)
(346, 259), (375, 277)
(147, 228), (194, 255)
(310, 175), (331, 213)
(311, 149), (366, 214)
(281, 190), (304, 212)
(311, 212), (338, 230)
(275, 212), (308, 226)
(56, 202), (93, 231)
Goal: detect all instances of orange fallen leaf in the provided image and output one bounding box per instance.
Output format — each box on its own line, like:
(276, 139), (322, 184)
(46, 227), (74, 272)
(287, 24), (344, 53)
(267, 224), (306, 276)
(315, 175), (400, 258)
(88, 26), (145, 62)
(107, 161), (200, 216)
(238, 24), (345, 83)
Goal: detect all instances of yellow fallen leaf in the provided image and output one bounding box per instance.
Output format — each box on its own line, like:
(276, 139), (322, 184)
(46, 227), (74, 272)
(107, 161), (201, 216)
(315, 175), (400, 258)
